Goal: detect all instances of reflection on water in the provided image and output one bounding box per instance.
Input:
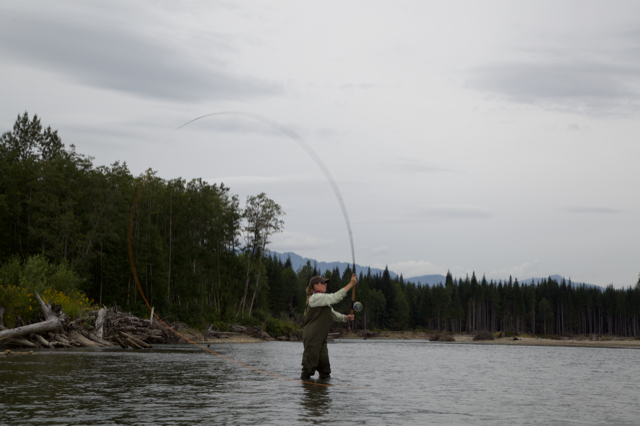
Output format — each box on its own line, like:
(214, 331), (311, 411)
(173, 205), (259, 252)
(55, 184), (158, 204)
(1, 340), (640, 425)
(300, 382), (331, 421)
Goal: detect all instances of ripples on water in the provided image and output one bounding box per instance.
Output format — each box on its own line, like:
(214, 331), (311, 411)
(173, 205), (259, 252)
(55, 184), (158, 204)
(1, 340), (639, 425)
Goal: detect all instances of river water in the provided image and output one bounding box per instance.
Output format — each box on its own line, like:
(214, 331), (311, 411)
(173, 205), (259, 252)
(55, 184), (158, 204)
(1, 340), (639, 425)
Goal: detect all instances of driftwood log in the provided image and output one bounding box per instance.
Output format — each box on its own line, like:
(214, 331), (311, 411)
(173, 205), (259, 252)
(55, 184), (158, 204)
(94, 308), (106, 338)
(120, 332), (152, 349)
(77, 328), (112, 346)
(68, 330), (100, 348)
(0, 305), (6, 331)
(124, 338), (142, 349)
(7, 337), (37, 348)
(113, 336), (127, 348)
(34, 333), (53, 348)
(0, 293), (64, 342)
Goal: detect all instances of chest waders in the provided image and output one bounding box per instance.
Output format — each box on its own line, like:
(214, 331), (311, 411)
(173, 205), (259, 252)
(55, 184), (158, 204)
(301, 304), (334, 379)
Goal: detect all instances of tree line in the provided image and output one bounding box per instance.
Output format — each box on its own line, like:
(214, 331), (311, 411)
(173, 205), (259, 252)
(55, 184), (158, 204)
(262, 255), (640, 337)
(0, 112), (285, 326)
(1, 112), (639, 337)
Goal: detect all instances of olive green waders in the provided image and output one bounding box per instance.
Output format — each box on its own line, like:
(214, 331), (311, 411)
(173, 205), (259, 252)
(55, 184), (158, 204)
(301, 304), (334, 379)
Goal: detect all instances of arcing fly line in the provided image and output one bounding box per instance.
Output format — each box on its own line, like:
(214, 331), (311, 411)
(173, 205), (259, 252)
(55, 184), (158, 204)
(127, 112), (359, 389)
(176, 111), (355, 268)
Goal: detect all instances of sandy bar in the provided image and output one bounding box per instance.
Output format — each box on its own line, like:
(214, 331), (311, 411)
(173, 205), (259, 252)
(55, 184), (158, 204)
(336, 331), (640, 349)
(172, 329), (640, 348)
(449, 334), (640, 349)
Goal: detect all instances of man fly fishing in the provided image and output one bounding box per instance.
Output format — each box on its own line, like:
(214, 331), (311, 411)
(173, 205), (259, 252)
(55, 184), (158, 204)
(301, 273), (358, 380)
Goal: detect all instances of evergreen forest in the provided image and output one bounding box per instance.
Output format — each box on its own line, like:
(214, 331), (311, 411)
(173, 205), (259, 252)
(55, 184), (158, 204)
(1, 113), (639, 337)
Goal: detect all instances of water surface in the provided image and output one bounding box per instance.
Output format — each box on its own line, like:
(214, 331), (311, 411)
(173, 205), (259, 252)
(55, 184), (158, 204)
(1, 340), (639, 425)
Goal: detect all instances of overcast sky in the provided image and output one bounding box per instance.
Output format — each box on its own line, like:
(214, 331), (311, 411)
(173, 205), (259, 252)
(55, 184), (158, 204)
(1, 1), (638, 287)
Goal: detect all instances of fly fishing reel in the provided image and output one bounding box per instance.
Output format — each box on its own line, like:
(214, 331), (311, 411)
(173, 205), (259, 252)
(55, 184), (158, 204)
(353, 301), (363, 312)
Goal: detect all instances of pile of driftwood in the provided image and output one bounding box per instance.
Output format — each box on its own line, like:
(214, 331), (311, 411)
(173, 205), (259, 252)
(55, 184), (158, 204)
(0, 292), (191, 350)
(0, 292), (106, 349)
(100, 308), (189, 347)
(0, 291), (283, 349)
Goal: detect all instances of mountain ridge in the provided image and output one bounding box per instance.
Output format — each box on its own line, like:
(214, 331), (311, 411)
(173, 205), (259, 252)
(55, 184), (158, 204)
(270, 251), (601, 289)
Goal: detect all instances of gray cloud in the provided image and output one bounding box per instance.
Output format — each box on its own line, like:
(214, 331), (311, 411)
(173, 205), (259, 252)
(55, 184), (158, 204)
(340, 83), (383, 90)
(315, 127), (348, 140)
(467, 30), (640, 114)
(384, 157), (454, 174)
(566, 124), (590, 132)
(567, 207), (624, 214)
(415, 205), (492, 220)
(0, 6), (282, 102)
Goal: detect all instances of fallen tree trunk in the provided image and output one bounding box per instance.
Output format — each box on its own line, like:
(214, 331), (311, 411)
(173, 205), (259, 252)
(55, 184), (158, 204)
(69, 330), (100, 348)
(0, 317), (62, 342)
(113, 336), (127, 348)
(120, 332), (152, 348)
(125, 337), (142, 349)
(7, 337), (37, 348)
(53, 334), (76, 347)
(79, 329), (114, 346)
(87, 333), (115, 346)
(0, 293), (64, 342)
(34, 334), (53, 348)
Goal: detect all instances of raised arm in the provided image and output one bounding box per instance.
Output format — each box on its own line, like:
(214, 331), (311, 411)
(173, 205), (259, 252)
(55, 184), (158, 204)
(344, 273), (358, 293)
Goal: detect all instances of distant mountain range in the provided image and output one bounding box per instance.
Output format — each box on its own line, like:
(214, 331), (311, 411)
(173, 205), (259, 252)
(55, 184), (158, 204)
(271, 251), (453, 285)
(271, 251), (401, 279)
(270, 251), (602, 289)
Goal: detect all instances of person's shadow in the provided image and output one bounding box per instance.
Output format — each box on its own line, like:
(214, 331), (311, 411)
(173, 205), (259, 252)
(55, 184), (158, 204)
(299, 381), (332, 421)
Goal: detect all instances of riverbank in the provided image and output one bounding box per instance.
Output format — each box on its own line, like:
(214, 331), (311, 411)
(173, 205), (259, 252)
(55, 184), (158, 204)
(187, 329), (640, 349)
(335, 331), (640, 349)
(181, 329), (267, 344)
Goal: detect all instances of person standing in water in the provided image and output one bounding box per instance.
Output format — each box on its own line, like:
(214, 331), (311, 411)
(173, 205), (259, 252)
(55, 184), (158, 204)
(301, 273), (357, 380)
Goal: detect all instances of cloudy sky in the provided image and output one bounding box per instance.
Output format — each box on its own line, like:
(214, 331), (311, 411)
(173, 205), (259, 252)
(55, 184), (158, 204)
(1, 1), (638, 287)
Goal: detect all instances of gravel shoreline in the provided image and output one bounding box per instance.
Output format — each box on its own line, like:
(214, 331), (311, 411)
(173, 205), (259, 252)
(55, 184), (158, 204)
(333, 330), (640, 349)
(169, 330), (640, 349)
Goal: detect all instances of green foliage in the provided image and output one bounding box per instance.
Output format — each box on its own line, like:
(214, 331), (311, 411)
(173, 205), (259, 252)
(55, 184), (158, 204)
(390, 282), (410, 330)
(0, 253), (88, 324)
(252, 309), (268, 322)
(537, 297), (554, 335)
(473, 331), (495, 341)
(0, 112), (64, 161)
(0, 256), (22, 286)
(19, 254), (49, 293)
(40, 288), (96, 320)
(48, 262), (84, 294)
(211, 321), (229, 332)
(240, 316), (263, 327)
(0, 254), (83, 295)
(0, 285), (39, 327)
(265, 317), (300, 337)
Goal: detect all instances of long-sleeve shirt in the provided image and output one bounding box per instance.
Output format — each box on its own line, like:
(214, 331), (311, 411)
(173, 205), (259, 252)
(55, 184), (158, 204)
(308, 288), (348, 322)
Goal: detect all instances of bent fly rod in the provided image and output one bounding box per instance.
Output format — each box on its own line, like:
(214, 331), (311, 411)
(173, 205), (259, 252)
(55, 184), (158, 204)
(128, 111), (361, 388)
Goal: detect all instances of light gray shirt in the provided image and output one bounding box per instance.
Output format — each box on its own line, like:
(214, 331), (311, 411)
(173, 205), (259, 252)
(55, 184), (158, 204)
(308, 288), (348, 322)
